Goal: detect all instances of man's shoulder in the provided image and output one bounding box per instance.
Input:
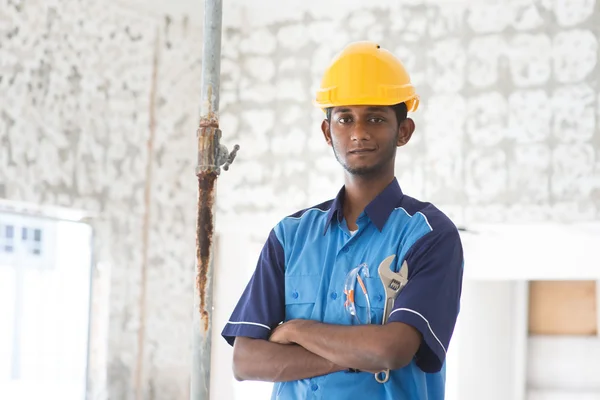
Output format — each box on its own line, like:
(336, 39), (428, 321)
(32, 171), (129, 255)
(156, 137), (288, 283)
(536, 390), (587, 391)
(271, 198), (335, 243)
(281, 199), (335, 222)
(396, 195), (463, 263)
(398, 194), (459, 233)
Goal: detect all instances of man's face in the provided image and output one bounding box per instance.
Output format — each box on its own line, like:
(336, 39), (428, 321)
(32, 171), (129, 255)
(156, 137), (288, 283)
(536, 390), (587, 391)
(321, 105), (413, 177)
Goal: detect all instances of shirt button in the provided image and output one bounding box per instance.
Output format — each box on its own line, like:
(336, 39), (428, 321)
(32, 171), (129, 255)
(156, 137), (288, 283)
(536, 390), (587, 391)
(331, 292), (337, 300)
(377, 294), (383, 302)
(292, 291), (299, 299)
(311, 384), (319, 391)
(343, 247), (350, 253)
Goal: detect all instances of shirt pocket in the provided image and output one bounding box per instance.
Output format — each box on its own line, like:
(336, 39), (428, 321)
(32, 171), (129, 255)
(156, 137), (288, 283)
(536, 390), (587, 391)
(284, 275), (319, 321)
(354, 276), (386, 325)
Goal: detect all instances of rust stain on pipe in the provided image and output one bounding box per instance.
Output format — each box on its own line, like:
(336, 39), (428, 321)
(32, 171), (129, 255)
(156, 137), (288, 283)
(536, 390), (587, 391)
(199, 119), (219, 128)
(196, 169), (217, 332)
(196, 83), (220, 333)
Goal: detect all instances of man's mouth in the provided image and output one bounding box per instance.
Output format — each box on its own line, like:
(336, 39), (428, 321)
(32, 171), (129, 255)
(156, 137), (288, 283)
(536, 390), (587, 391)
(349, 148), (376, 154)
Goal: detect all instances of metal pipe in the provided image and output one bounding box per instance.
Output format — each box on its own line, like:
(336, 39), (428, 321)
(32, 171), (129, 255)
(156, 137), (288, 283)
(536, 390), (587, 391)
(191, 0), (238, 398)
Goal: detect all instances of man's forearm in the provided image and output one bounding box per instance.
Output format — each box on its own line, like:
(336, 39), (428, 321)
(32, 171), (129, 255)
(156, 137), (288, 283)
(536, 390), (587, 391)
(288, 321), (420, 372)
(233, 337), (345, 382)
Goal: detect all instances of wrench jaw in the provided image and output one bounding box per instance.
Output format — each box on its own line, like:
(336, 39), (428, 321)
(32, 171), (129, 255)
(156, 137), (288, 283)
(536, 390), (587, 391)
(379, 260), (408, 287)
(378, 257), (408, 304)
(377, 254), (396, 276)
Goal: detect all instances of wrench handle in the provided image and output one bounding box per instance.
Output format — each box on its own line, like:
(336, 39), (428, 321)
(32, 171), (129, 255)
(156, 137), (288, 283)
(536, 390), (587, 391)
(382, 297), (395, 324)
(375, 369), (390, 383)
(374, 297), (395, 384)
(375, 288), (404, 384)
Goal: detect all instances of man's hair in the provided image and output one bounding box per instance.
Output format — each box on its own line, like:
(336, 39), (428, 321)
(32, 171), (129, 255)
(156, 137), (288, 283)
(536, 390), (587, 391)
(325, 103), (408, 125)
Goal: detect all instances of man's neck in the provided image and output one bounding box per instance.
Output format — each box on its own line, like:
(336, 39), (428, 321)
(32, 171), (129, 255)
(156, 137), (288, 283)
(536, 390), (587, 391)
(342, 171), (395, 230)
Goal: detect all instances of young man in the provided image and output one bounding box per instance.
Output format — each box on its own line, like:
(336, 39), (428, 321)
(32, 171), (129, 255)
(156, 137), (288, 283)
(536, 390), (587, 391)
(221, 41), (464, 399)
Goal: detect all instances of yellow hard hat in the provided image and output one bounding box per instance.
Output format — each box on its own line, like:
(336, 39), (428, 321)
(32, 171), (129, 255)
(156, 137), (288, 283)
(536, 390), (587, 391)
(314, 41), (419, 112)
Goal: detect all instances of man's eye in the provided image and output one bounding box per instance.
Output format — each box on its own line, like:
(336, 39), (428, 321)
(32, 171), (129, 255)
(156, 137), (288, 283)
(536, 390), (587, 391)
(338, 117), (352, 123)
(370, 117), (385, 123)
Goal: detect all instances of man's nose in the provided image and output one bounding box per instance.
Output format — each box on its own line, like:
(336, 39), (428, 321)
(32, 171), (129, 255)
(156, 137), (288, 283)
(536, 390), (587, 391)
(350, 121), (371, 141)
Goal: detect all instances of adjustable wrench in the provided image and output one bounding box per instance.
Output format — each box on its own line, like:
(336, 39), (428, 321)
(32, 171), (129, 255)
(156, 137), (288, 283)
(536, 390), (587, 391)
(374, 254), (409, 384)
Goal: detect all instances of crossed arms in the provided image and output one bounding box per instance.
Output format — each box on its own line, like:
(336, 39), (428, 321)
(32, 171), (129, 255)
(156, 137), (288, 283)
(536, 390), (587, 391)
(232, 319), (421, 382)
(226, 226), (464, 382)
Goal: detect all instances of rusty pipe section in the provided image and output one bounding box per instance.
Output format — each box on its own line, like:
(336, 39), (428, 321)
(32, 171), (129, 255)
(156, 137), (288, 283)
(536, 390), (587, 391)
(191, 0), (227, 399)
(195, 87), (220, 337)
(192, 138), (218, 400)
(195, 136), (218, 333)
(192, 115), (221, 400)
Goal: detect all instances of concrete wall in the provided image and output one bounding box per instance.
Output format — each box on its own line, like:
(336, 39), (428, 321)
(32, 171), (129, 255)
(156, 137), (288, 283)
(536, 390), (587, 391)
(1, 0), (599, 399)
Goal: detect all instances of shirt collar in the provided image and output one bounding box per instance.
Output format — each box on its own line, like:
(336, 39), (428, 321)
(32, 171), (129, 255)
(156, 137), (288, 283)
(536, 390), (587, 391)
(323, 178), (404, 234)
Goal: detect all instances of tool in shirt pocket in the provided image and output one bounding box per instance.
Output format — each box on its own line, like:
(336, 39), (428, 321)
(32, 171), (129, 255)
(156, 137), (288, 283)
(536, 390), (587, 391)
(374, 254), (409, 384)
(344, 264), (386, 325)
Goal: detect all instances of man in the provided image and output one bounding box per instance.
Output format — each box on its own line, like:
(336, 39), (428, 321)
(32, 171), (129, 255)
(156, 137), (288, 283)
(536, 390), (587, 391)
(221, 41), (464, 399)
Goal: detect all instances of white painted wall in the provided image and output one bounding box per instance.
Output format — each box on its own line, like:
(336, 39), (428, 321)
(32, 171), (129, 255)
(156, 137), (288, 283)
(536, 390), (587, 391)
(527, 336), (600, 393)
(527, 392), (600, 400)
(453, 224), (600, 400)
(211, 229), (274, 400)
(448, 284), (600, 400)
(527, 336), (600, 400)
(446, 280), (528, 400)
(462, 224), (600, 281)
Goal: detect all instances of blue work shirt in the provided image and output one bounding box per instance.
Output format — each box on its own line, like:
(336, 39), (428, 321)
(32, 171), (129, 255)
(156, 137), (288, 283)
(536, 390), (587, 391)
(222, 178), (464, 400)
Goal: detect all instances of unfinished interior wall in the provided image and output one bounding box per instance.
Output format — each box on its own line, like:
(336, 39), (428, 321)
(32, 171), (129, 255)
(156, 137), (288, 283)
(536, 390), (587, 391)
(1, 0), (599, 399)
(0, 1), (202, 399)
(217, 0), (600, 229)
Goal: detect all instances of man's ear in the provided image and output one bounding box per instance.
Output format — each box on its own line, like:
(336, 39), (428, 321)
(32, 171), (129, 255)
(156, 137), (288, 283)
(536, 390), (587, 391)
(321, 119), (332, 146)
(397, 118), (415, 147)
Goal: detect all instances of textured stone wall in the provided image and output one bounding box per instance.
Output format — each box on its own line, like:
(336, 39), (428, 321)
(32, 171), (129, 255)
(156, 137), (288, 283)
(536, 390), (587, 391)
(219, 0), (600, 228)
(1, 0), (599, 399)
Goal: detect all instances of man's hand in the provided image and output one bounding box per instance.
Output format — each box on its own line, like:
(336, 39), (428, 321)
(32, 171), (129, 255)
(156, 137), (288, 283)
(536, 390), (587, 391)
(269, 320), (317, 345)
(269, 322), (292, 345)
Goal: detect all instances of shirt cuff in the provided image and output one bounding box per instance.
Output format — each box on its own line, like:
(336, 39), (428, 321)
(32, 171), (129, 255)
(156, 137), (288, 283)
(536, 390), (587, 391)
(387, 307), (446, 372)
(221, 321), (272, 346)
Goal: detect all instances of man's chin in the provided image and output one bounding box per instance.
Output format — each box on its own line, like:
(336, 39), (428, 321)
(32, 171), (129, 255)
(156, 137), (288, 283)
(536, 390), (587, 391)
(344, 164), (380, 177)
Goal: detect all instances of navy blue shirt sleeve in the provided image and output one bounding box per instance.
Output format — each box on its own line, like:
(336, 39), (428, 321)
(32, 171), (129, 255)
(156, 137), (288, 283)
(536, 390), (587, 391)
(221, 228), (285, 346)
(387, 227), (464, 373)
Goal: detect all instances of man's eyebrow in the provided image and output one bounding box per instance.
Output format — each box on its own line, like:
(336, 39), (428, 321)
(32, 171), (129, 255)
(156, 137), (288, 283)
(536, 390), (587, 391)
(333, 107), (352, 114)
(333, 107), (388, 114)
(365, 106), (388, 112)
